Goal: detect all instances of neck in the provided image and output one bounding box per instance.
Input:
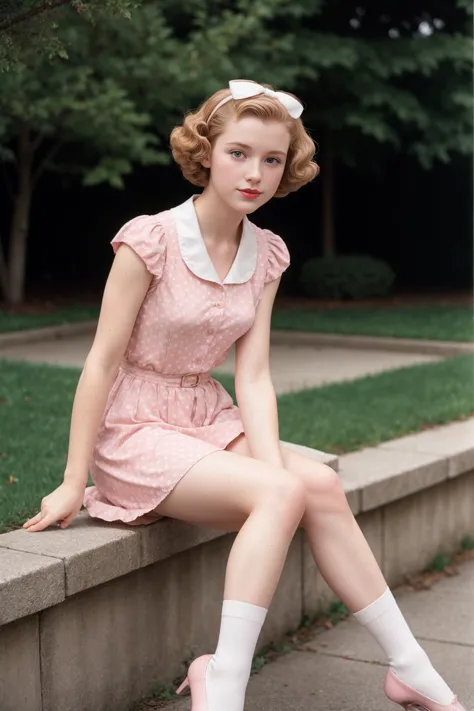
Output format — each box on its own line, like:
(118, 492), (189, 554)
(193, 186), (244, 244)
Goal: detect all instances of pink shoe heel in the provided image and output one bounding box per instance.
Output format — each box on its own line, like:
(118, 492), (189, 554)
(384, 668), (466, 711)
(176, 653), (213, 710)
(176, 677), (189, 694)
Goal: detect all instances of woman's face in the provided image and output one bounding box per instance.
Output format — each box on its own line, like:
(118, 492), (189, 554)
(204, 115), (290, 215)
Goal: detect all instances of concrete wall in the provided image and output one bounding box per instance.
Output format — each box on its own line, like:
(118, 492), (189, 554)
(2, 468), (474, 711)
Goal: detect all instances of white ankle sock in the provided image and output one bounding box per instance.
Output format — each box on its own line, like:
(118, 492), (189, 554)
(207, 599), (267, 711)
(354, 587), (453, 704)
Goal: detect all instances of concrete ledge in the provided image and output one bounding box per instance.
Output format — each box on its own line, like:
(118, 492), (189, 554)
(0, 549), (64, 626)
(339, 448), (449, 512)
(377, 418), (474, 478)
(270, 329), (474, 356)
(1, 423), (472, 622)
(1, 320), (472, 356)
(1, 420), (474, 711)
(339, 418), (474, 514)
(0, 444), (334, 622)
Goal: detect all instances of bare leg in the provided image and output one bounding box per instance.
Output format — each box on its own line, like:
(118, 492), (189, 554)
(154, 447), (306, 606)
(298, 467), (387, 612)
(227, 435), (458, 706)
(153, 447), (306, 711)
(289, 451), (457, 705)
(227, 433), (386, 611)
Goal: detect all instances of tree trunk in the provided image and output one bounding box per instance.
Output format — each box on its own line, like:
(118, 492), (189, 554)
(0, 238), (8, 298)
(321, 129), (335, 258)
(7, 123), (34, 305)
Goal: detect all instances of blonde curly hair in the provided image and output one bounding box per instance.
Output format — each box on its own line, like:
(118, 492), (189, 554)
(170, 82), (319, 198)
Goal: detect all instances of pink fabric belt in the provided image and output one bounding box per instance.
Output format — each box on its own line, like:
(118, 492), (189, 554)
(120, 359), (212, 388)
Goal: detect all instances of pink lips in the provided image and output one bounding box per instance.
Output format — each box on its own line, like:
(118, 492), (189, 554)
(238, 189), (261, 200)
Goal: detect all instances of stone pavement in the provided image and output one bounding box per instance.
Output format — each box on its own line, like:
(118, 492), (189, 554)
(0, 333), (443, 394)
(172, 560), (474, 711)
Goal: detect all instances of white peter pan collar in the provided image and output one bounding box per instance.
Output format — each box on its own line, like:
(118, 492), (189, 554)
(171, 194), (257, 285)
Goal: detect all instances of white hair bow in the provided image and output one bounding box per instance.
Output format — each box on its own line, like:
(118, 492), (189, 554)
(208, 80), (304, 121)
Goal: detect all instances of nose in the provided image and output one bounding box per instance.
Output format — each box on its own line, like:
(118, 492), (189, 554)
(245, 158), (262, 184)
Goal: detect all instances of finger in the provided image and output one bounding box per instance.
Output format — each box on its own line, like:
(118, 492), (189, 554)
(23, 512), (44, 528)
(25, 514), (56, 532)
(59, 512), (76, 529)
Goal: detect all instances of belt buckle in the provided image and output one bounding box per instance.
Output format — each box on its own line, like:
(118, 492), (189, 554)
(181, 373), (200, 388)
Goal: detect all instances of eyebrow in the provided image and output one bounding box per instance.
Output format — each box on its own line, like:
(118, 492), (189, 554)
(225, 141), (288, 157)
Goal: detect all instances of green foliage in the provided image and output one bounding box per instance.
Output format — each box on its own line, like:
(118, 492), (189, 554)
(0, 7), (176, 187)
(0, 1), (140, 67)
(1, 0), (310, 190)
(299, 255), (396, 300)
(461, 534), (474, 551)
(456, 0), (473, 15)
(293, 34), (472, 167)
(251, 655), (266, 673)
(328, 600), (349, 624)
(428, 553), (452, 572)
(1, 1), (472, 190)
(1, 354), (473, 531)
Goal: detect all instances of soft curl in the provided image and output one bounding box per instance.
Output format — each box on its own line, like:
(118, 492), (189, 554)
(170, 83), (319, 197)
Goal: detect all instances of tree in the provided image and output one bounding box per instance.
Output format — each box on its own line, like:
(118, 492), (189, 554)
(0, 1), (139, 69)
(265, 0), (473, 256)
(0, 16), (159, 303)
(0, 0), (296, 303)
(176, 0), (473, 258)
(1, 0), (472, 302)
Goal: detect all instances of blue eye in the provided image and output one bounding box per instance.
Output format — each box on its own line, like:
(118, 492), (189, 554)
(231, 150), (244, 158)
(266, 157), (282, 165)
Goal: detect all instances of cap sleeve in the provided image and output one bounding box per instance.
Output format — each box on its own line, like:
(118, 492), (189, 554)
(111, 215), (166, 278)
(264, 229), (290, 284)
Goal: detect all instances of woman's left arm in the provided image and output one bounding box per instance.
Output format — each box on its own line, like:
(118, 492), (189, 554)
(234, 277), (284, 468)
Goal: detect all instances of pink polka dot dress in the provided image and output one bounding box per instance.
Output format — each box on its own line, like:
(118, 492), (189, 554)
(83, 195), (290, 526)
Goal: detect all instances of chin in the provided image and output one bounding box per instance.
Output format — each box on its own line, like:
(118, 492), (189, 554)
(233, 196), (264, 215)
(240, 203), (260, 215)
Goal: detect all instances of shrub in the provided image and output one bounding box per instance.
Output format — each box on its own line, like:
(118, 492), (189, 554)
(299, 255), (396, 299)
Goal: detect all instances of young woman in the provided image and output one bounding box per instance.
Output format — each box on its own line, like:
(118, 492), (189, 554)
(23, 80), (465, 711)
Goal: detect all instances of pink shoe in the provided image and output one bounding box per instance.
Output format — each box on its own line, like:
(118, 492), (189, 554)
(384, 668), (466, 711)
(176, 654), (213, 710)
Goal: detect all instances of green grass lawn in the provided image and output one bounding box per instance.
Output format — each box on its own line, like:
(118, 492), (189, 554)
(0, 354), (472, 533)
(1, 304), (472, 341)
(271, 305), (474, 342)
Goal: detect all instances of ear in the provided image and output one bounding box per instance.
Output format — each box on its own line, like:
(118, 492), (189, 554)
(201, 156), (211, 169)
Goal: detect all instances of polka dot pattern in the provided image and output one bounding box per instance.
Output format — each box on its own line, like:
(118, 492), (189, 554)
(83, 206), (290, 526)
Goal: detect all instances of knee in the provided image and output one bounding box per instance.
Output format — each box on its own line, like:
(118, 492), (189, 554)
(265, 473), (307, 526)
(308, 465), (349, 514)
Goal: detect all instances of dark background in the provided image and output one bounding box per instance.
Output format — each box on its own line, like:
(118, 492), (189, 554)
(1, 150), (472, 301)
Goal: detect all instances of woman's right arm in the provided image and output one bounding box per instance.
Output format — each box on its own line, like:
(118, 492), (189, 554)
(64, 244), (153, 488)
(23, 244), (153, 532)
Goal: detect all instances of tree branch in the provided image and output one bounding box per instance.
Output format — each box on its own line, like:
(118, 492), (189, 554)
(0, 0), (72, 33)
